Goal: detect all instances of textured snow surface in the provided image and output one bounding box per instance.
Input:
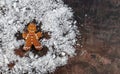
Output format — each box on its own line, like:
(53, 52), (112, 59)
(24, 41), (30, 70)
(0, 0), (78, 74)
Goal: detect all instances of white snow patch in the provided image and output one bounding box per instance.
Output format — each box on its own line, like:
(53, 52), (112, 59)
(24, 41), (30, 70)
(0, 0), (79, 73)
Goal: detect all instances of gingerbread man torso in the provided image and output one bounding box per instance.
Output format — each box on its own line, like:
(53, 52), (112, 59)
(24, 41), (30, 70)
(26, 32), (40, 44)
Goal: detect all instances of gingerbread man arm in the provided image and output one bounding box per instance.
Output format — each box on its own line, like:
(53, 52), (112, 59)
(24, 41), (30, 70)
(36, 32), (42, 39)
(22, 32), (28, 39)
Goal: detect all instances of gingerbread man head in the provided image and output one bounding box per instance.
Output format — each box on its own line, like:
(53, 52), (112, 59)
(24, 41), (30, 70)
(27, 23), (37, 33)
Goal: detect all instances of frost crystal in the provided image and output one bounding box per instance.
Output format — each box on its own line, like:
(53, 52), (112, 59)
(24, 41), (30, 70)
(0, 0), (78, 73)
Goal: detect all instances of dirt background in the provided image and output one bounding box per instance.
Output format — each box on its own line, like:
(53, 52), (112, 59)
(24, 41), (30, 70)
(52, 0), (120, 74)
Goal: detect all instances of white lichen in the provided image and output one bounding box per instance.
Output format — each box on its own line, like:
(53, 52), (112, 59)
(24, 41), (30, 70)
(0, 0), (78, 74)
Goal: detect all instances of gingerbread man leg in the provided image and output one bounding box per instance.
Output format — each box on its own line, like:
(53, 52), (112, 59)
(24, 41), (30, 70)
(23, 41), (32, 51)
(33, 40), (42, 50)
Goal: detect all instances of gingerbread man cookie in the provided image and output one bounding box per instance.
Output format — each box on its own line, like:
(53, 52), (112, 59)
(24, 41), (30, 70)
(22, 23), (42, 51)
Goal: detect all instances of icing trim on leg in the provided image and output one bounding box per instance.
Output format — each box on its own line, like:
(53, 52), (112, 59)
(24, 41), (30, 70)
(23, 46), (30, 51)
(35, 46), (43, 50)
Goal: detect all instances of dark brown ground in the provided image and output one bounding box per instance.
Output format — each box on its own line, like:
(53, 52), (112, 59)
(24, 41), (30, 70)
(52, 0), (120, 74)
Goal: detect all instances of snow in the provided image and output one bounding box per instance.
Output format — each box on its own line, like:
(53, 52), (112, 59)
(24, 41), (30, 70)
(0, 0), (79, 74)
